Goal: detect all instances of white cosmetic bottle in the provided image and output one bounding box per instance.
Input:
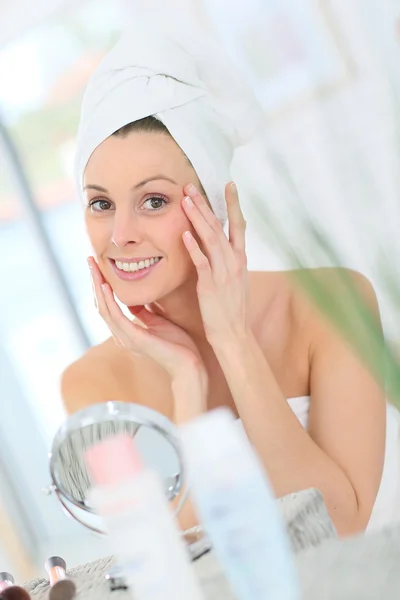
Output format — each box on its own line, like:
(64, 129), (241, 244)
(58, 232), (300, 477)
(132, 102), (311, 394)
(180, 408), (301, 600)
(85, 434), (204, 600)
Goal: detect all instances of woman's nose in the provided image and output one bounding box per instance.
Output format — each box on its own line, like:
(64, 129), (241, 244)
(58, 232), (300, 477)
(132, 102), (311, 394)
(111, 209), (143, 248)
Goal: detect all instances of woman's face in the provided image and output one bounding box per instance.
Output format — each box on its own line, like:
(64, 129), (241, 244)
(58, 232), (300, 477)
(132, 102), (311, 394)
(83, 131), (201, 307)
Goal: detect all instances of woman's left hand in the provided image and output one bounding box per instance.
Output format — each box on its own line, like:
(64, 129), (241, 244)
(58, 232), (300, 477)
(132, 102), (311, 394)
(182, 182), (249, 349)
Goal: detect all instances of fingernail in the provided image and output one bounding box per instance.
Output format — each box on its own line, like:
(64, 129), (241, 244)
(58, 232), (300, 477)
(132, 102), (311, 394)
(183, 230), (192, 241)
(229, 181), (237, 191)
(87, 258), (93, 269)
(184, 196), (194, 208)
(187, 183), (197, 195)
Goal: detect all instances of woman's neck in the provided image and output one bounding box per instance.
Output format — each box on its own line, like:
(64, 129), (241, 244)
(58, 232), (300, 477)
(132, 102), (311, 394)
(149, 277), (208, 345)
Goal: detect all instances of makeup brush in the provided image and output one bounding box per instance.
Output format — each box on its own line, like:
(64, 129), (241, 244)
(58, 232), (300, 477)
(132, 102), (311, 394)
(0, 574), (31, 600)
(0, 590), (31, 600)
(47, 580), (76, 600)
(45, 558), (76, 600)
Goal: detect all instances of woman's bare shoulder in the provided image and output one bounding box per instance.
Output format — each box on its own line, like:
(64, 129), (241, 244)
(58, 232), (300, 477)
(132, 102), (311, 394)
(60, 337), (135, 415)
(249, 266), (379, 336)
(284, 266), (379, 319)
(250, 267), (377, 308)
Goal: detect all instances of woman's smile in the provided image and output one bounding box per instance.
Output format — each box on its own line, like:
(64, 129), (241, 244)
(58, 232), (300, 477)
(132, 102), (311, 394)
(109, 256), (163, 281)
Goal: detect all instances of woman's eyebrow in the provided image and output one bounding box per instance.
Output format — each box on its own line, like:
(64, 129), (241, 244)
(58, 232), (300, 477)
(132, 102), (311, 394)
(83, 184), (108, 193)
(83, 175), (178, 194)
(132, 175), (178, 189)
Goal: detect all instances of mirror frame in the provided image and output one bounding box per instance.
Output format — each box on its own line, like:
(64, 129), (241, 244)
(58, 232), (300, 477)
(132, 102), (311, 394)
(48, 401), (187, 534)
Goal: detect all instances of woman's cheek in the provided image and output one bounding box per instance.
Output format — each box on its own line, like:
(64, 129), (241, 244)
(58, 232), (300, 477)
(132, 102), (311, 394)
(163, 209), (192, 236)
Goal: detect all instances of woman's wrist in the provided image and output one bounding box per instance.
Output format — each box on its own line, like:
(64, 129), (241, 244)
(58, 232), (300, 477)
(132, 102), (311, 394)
(211, 328), (255, 363)
(212, 330), (270, 403)
(171, 364), (208, 424)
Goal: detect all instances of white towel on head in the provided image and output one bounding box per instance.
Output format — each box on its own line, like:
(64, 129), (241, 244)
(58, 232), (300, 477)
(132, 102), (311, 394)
(75, 17), (265, 224)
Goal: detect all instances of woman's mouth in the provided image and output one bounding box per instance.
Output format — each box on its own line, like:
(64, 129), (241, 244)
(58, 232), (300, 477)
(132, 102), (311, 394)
(109, 257), (162, 281)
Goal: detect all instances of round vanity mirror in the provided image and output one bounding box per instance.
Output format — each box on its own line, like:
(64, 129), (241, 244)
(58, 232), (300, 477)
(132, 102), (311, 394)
(46, 401), (186, 534)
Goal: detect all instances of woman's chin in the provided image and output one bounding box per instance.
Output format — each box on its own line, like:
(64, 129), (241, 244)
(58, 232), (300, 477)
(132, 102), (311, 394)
(111, 272), (183, 308)
(114, 289), (159, 309)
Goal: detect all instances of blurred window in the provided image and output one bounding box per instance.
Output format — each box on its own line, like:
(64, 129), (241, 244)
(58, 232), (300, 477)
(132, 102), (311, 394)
(0, 0), (130, 568)
(0, 0), (128, 440)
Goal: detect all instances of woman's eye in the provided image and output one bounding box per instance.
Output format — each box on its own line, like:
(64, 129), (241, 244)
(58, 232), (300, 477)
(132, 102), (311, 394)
(89, 199), (112, 212)
(142, 196), (168, 211)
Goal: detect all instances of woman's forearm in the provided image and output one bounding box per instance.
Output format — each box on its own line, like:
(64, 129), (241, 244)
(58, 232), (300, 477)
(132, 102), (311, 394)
(213, 332), (363, 535)
(170, 367), (208, 537)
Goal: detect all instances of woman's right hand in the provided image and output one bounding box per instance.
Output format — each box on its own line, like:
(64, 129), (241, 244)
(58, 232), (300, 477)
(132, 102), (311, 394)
(88, 257), (208, 417)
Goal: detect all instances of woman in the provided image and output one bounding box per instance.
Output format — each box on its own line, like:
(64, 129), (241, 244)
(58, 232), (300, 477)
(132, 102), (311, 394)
(62, 21), (389, 537)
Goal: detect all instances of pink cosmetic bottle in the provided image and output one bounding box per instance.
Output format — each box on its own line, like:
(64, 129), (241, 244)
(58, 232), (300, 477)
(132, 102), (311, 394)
(85, 434), (204, 600)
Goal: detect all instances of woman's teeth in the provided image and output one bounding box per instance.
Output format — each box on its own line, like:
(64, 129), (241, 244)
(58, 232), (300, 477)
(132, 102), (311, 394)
(115, 257), (160, 272)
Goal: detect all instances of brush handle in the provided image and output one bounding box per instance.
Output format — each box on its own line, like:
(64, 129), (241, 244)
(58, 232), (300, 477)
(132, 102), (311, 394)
(0, 573), (14, 592)
(45, 557), (67, 587)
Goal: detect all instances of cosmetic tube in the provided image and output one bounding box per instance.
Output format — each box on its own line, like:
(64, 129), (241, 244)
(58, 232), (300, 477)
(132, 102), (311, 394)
(45, 557), (76, 600)
(85, 434), (204, 600)
(180, 408), (301, 600)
